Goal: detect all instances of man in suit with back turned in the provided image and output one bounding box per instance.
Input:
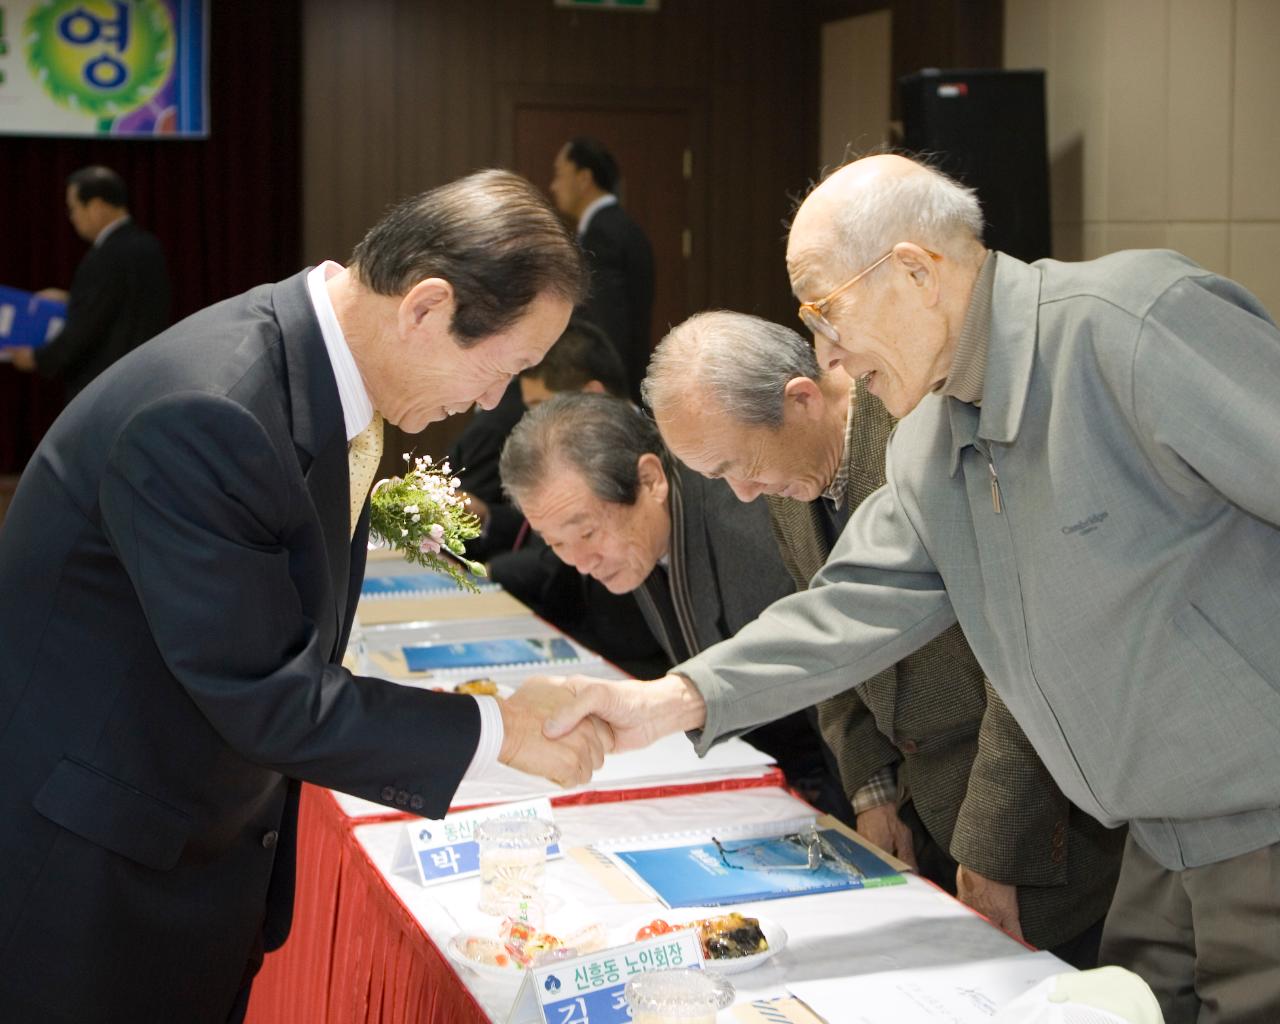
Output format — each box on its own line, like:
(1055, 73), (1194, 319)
(549, 136), (655, 404)
(0, 169), (611, 1023)
(11, 165), (170, 398)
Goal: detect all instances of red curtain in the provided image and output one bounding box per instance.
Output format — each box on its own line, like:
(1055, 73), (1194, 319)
(0, 0), (302, 474)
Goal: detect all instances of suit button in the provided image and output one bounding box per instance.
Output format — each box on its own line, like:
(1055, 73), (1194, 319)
(409, 795), (424, 811)
(261, 830), (279, 849)
(395, 789), (410, 807)
(381, 786), (396, 801)
(898, 738), (919, 755)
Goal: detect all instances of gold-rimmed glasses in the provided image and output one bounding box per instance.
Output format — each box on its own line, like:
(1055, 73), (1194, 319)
(797, 247), (942, 344)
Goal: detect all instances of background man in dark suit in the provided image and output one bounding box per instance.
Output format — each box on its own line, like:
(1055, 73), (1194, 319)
(642, 310), (1124, 967)
(499, 392), (844, 812)
(0, 170), (609, 1023)
(11, 166), (170, 398)
(549, 137), (654, 404)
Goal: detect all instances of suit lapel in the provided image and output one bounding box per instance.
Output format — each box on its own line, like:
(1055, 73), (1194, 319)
(272, 273), (351, 654)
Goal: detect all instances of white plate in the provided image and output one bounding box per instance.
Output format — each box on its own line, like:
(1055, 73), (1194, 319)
(622, 913), (787, 975)
(446, 917), (608, 981)
(446, 934), (528, 980)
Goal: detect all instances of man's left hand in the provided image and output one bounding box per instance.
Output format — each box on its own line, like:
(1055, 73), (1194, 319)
(956, 864), (1023, 939)
(9, 347), (36, 372)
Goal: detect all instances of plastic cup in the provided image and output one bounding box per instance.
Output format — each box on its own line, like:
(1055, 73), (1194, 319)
(474, 816), (559, 916)
(624, 968), (735, 1024)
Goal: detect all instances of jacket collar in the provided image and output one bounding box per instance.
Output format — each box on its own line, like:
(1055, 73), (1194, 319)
(271, 270), (346, 469)
(947, 252), (1041, 474)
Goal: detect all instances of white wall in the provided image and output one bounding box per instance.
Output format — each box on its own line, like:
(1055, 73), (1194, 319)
(1006, 0), (1280, 312)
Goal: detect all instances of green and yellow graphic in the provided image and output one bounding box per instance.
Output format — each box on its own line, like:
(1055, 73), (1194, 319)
(24, 0), (173, 119)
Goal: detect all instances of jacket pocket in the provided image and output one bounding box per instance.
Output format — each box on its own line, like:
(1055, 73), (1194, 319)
(1173, 604), (1280, 732)
(33, 756), (192, 871)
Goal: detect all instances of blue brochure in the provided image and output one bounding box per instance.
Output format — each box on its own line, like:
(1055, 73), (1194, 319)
(400, 637), (580, 671)
(612, 828), (905, 908)
(362, 573), (479, 597)
(0, 285), (66, 349)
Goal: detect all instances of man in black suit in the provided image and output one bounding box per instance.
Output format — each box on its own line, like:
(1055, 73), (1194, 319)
(11, 166), (170, 398)
(0, 170), (609, 1023)
(549, 137), (654, 404)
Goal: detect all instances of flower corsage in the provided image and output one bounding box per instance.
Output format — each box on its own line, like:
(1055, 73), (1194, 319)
(369, 454), (487, 592)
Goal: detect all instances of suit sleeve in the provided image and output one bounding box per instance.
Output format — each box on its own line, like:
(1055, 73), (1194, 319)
(816, 680), (901, 801)
(948, 681), (1069, 887)
(677, 477), (957, 753)
(35, 253), (124, 382)
(98, 393), (480, 816)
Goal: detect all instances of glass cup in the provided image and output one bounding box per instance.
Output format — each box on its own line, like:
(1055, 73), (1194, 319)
(624, 968), (735, 1024)
(474, 816), (560, 916)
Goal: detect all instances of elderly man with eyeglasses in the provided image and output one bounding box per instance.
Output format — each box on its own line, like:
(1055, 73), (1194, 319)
(538, 153), (1280, 1023)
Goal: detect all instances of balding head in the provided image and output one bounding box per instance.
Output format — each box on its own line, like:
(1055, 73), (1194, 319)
(785, 154), (988, 418)
(788, 155), (984, 295)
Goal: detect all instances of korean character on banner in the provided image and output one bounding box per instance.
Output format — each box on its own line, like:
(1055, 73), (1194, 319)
(666, 941), (686, 966)
(573, 966), (591, 992)
(611, 989), (628, 1012)
(443, 822), (462, 844)
(587, 961), (611, 988)
(623, 950), (649, 975)
(651, 946), (670, 969)
(601, 957), (621, 985)
(57, 1), (131, 91)
(429, 847), (461, 874)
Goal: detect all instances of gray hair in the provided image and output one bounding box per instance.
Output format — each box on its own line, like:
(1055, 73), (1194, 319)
(641, 311), (820, 428)
(500, 392), (664, 507)
(816, 158), (985, 277)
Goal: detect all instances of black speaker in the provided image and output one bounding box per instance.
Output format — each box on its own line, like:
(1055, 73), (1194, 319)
(899, 68), (1051, 263)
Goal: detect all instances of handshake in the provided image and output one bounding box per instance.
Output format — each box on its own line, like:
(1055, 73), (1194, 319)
(494, 674), (710, 788)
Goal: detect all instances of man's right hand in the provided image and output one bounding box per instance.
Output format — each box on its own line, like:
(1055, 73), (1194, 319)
(855, 803), (919, 869)
(9, 346), (36, 372)
(538, 673), (708, 751)
(498, 677), (614, 787)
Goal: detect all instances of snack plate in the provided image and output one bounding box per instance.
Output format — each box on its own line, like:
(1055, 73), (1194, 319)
(430, 681), (515, 699)
(446, 915), (606, 981)
(621, 912), (787, 975)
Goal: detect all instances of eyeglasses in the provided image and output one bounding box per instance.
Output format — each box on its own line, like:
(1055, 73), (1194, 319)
(797, 247), (942, 345)
(711, 827), (865, 879)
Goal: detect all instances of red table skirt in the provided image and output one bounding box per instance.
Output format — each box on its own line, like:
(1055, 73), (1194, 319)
(246, 771), (785, 1023)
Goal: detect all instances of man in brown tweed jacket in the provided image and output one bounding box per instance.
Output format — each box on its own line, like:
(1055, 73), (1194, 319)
(638, 310), (1125, 968)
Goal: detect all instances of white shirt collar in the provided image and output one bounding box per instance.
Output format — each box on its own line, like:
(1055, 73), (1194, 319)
(577, 193), (618, 238)
(306, 262), (374, 441)
(94, 215), (129, 247)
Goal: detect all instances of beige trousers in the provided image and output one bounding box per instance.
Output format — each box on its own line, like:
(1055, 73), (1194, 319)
(1099, 833), (1280, 1024)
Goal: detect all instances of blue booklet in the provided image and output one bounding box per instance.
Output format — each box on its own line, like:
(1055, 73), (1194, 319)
(400, 636), (580, 671)
(0, 285), (66, 349)
(361, 572), (488, 597)
(612, 828), (905, 908)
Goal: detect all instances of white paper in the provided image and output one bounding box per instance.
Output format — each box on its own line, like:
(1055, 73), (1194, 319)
(787, 951), (1068, 1023)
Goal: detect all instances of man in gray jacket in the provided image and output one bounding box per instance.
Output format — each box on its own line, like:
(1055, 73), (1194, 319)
(644, 310), (1123, 967)
(541, 154), (1280, 1023)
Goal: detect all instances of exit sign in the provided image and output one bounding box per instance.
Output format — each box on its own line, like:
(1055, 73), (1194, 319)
(554, 0), (660, 10)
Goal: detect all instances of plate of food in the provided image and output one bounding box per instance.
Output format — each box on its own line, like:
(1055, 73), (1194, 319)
(447, 918), (608, 980)
(430, 677), (514, 698)
(625, 911), (786, 975)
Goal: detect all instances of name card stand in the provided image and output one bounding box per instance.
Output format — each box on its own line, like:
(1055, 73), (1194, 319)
(507, 930), (706, 1024)
(390, 796), (561, 886)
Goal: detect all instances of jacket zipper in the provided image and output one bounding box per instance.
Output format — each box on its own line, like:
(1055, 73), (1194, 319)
(975, 440), (1003, 514)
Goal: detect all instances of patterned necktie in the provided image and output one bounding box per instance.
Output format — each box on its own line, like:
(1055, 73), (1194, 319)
(347, 411), (384, 538)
